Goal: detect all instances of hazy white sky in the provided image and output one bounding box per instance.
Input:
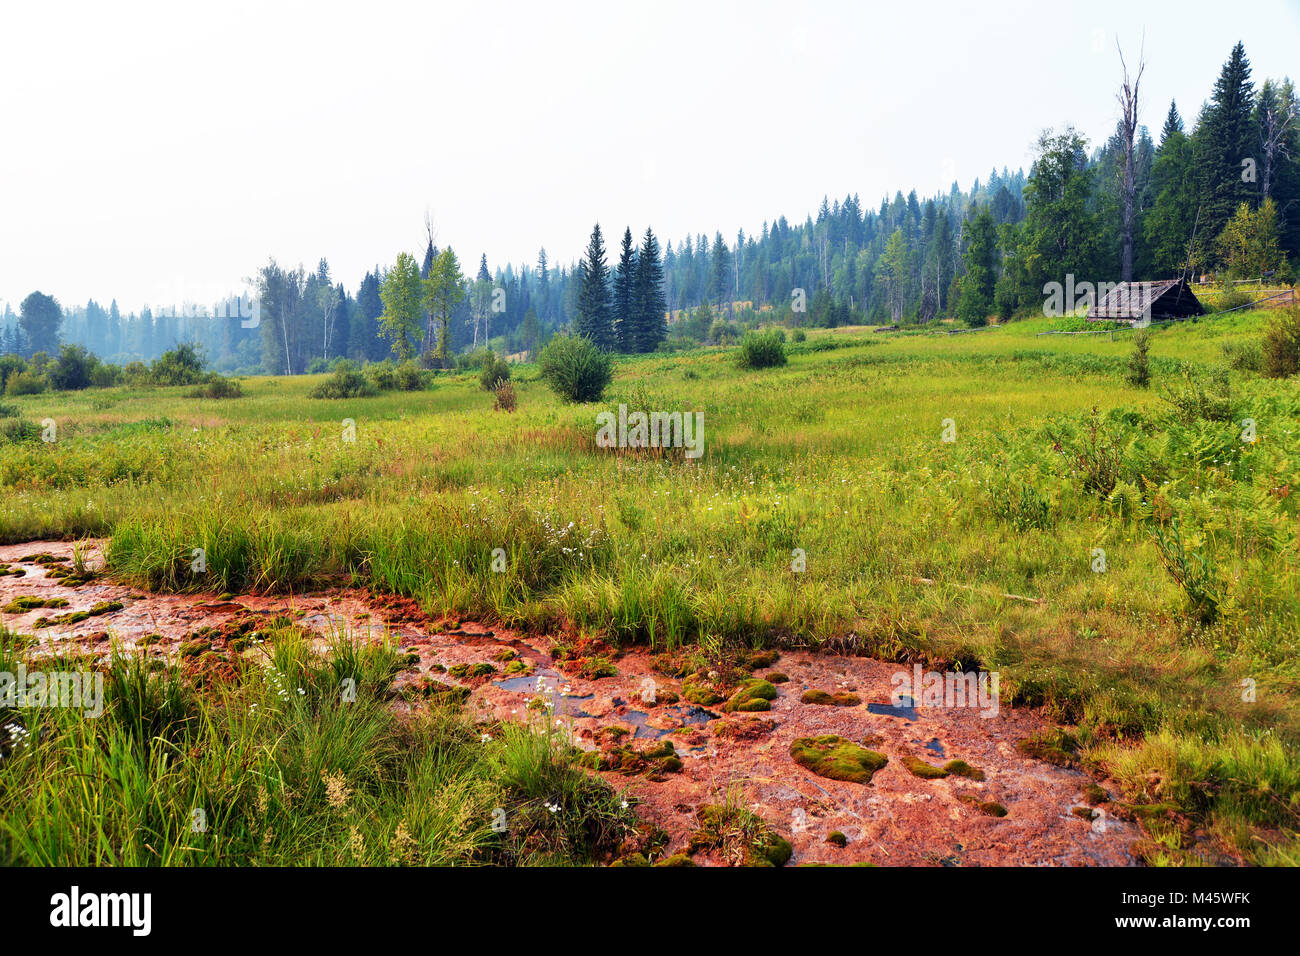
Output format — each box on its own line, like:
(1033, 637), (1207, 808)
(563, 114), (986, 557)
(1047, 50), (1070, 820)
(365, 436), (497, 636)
(2, 0), (1297, 314)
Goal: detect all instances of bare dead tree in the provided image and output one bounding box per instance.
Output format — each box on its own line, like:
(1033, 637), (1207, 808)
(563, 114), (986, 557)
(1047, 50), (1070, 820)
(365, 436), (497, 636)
(1260, 82), (1297, 202)
(422, 209), (439, 349)
(1116, 37), (1146, 283)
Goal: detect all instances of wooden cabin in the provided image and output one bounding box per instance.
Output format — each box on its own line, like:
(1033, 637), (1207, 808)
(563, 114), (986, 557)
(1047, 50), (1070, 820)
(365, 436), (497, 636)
(1087, 279), (1204, 322)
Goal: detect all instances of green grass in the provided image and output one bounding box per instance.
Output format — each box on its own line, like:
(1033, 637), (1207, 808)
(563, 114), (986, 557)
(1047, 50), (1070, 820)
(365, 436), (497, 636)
(2, 311), (1299, 863)
(0, 623), (634, 865)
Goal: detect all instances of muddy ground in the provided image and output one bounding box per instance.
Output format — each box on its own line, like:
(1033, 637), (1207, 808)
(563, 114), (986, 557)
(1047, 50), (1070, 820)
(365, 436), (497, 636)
(0, 539), (1138, 866)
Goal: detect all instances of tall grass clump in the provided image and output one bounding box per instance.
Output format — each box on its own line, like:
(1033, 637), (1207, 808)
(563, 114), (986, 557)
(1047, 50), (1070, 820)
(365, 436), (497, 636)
(736, 329), (787, 369)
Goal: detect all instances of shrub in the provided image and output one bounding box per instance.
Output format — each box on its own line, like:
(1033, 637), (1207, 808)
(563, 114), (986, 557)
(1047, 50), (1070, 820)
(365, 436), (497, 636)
(791, 328), (807, 343)
(0, 355), (25, 391)
(1261, 308), (1300, 379)
(151, 344), (206, 386)
(1125, 329), (1151, 388)
(479, 352), (511, 391)
(708, 319), (740, 345)
(186, 374), (243, 399)
(48, 344), (98, 391)
(4, 369), (46, 396)
(538, 334), (612, 403)
(394, 360), (426, 391)
(736, 329), (788, 369)
(364, 360), (396, 391)
(458, 347), (494, 371)
(122, 361), (151, 386)
(310, 360), (377, 399)
(494, 380), (517, 412)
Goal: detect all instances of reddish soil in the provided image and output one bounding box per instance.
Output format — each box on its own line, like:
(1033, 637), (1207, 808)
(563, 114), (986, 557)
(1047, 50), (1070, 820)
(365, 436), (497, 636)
(0, 539), (1137, 866)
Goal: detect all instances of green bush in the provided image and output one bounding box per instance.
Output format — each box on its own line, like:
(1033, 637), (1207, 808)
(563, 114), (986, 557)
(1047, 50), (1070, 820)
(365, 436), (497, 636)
(151, 344), (206, 386)
(394, 360), (426, 391)
(364, 360), (397, 391)
(708, 319), (740, 345)
(310, 360), (377, 399)
(0, 355), (25, 391)
(791, 328), (807, 343)
(4, 369), (46, 396)
(186, 374), (244, 399)
(1261, 308), (1300, 379)
(48, 344), (98, 391)
(736, 329), (788, 369)
(538, 334), (611, 403)
(479, 352), (511, 391)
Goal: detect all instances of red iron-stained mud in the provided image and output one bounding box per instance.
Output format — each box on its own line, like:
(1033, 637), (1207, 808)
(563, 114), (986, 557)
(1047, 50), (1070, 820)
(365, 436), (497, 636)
(0, 540), (1137, 866)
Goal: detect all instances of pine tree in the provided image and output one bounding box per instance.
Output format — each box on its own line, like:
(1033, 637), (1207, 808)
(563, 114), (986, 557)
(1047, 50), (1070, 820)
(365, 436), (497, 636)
(1195, 42), (1258, 241)
(709, 233), (730, 309)
(613, 227), (638, 351)
(632, 227), (667, 353)
(957, 209), (997, 327)
(575, 223), (614, 349)
(1160, 100), (1184, 146)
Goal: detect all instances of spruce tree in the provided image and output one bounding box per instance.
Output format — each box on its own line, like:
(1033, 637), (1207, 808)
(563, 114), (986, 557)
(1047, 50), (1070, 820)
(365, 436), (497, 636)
(709, 233), (730, 309)
(575, 223), (614, 349)
(1195, 42), (1258, 240)
(632, 227), (667, 353)
(1160, 100), (1183, 146)
(613, 227), (638, 351)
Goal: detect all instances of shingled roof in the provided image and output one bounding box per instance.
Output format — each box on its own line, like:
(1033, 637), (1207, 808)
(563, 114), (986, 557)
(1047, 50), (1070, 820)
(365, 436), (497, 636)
(1087, 279), (1204, 322)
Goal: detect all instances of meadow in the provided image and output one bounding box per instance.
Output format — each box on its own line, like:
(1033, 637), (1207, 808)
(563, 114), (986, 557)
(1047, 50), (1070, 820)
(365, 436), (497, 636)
(2, 310), (1299, 865)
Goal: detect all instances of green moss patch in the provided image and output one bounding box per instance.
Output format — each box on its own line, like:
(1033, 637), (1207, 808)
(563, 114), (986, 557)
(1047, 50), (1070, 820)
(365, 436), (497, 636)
(681, 676), (724, 706)
(2, 596), (70, 613)
(901, 754), (949, 779)
(801, 688), (860, 706)
(957, 794), (1008, 817)
(447, 662), (496, 679)
(790, 735), (887, 784)
(723, 679), (778, 713)
(32, 600), (123, 628)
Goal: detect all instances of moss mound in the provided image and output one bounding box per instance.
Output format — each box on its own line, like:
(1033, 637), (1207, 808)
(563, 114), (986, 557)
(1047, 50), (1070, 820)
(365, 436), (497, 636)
(901, 754), (949, 779)
(801, 688), (861, 706)
(723, 679), (778, 713)
(790, 735), (887, 784)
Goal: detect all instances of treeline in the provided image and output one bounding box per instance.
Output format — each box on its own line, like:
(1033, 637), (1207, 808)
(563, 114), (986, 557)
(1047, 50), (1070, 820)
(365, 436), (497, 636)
(3, 42), (1295, 371)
